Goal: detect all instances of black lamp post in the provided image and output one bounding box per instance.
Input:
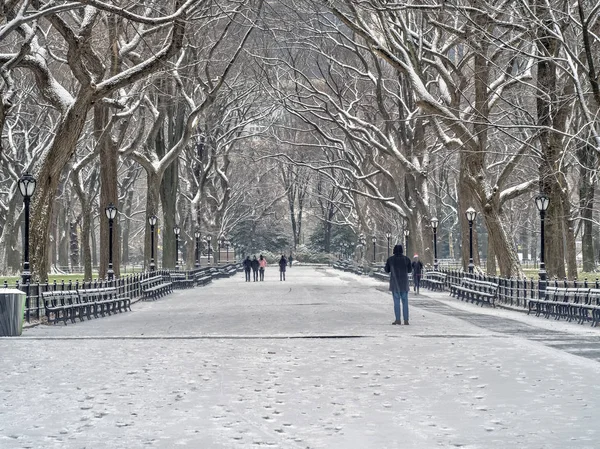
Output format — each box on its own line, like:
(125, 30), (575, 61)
(149, 215), (157, 272)
(105, 203), (117, 281)
(386, 232), (391, 259)
(431, 217), (439, 271)
(194, 231), (201, 268)
(371, 236), (376, 262)
(206, 235), (212, 265)
(535, 194), (549, 295)
(226, 240), (230, 262)
(174, 225), (180, 270)
(465, 207), (477, 274)
(18, 172), (37, 284)
(404, 228), (409, 255)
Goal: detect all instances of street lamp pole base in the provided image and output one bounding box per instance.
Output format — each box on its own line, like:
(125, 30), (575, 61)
(107, 268), (114, 281)
(538, 263), (547, 297)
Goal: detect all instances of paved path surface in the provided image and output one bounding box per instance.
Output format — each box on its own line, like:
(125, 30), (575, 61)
(1, 266), (600, 448)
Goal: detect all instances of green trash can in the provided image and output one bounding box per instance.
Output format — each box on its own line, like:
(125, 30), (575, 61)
(0, 289), (26, 336)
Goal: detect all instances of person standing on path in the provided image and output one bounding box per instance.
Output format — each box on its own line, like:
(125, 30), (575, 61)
(289, 254), (293, 268)
(384, 244), (413, 325)
(412, 254), (423, 295)
(243, 256), (252, 282)
(251, 256), (259, 282)
(259, 254), (267, 281)
(279, 255), (287, 281)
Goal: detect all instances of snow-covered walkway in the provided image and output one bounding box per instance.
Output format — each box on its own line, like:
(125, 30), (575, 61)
(1, 266), (599, 448)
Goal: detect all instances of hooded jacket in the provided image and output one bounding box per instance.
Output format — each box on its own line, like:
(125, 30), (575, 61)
(384, 244), (412, 292)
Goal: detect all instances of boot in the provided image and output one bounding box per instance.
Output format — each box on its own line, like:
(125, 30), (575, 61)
(392, 320), (401, 325)
(404, 320), (409, 325)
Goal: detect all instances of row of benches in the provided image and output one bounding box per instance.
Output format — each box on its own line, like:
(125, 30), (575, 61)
(42, 288), (131, 325)
(42, 264), (242, 325)
(528, 287), (600, 326)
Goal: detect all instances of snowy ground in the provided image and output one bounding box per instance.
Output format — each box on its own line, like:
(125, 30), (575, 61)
(1, 266), (600, 449)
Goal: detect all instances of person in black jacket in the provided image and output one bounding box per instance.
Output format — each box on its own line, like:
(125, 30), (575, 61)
(251, 256), (259, 282)
(243, 256), (252, 282)
(279, 255), (287, 281)
(384, 244), (413, 325)
(412, 255), (424, 294)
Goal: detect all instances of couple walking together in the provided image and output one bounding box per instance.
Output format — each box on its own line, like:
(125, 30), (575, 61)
(244, 255), (288, 282)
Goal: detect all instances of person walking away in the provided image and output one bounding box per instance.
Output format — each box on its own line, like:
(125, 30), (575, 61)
(259, 254), (267, 281)
(251, 256), (259, 282)
(289, 254), (293, 268)
(279, 255), (288, 281)
(243, 256), (252, 282)
(384, 244), (413, 325)
(412, 254), (423, 295)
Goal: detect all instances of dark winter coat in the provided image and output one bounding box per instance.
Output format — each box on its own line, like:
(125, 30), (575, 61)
(279, 257), (287, 272)
(243, 258), (252, 271)
(385, 252), (412, 292)
(412, 260), (423, 276)
(251, 259), (259, 271)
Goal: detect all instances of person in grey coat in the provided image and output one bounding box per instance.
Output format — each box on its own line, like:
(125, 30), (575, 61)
(384, 244), (413, 325)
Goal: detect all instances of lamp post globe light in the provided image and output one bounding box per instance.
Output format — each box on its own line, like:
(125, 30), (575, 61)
(385, 232), (391, 259)
(431, 217), (439, 271)
(372, 236), (377, 262)
(148, 215), (157, 271)
(194, 231), (201, 268)
(404, 228), (409, 255)
(105, 203), (118, 281)
(18, 172), (37, 284)
(535, 193), (550, 295)
(174, 225), (180, 270)
(465, 207), (477, 274)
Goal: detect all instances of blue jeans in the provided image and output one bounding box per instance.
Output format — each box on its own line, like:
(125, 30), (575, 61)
(392, 291), (409, 322)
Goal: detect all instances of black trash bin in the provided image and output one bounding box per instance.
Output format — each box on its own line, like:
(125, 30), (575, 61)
(0, 289), (26, 336)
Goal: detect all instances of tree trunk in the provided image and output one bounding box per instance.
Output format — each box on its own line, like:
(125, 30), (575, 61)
(69, 221), (79, 270)
(579, 144), (596, 273)
(97, 104), (120, 279)
(144, 174), (161, 270)
(30, 94), (93, 282)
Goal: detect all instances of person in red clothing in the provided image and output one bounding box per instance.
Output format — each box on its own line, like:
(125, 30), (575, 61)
(258, 254), (267, 281)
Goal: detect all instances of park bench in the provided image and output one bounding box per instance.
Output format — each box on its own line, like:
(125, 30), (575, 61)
(42, 290), (79, 325)
(77, 287), (131, 319)
(422, 271), (447, 291)
(528, 287), (600, 326)
(450, 277), (497, 307)
(372, 270), (389, 282)
(194, 269), (213, 287)
(140, 275), (173, 300)
(222, 264), (238, 277)
(170, 272), (195, 289)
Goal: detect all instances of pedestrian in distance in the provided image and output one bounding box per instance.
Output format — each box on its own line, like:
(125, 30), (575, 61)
(412, 254), (423, 295)
(259, 254), (267, 281)
(289, 254), (293, 268)
(251, 255), (259, 282)
(384, 244), (413, 325)
(279, 255), (287, 281)
(243, 256), (252, 282)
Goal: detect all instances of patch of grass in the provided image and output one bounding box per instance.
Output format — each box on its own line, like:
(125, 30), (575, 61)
(521, 269), (600, 281)
(0, 273), (100, 286)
